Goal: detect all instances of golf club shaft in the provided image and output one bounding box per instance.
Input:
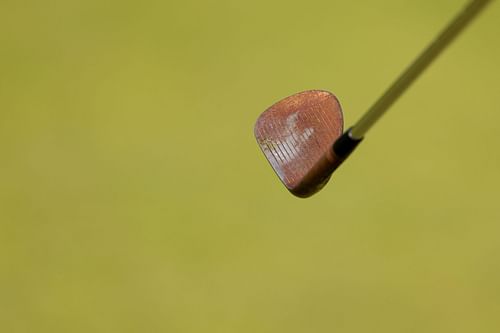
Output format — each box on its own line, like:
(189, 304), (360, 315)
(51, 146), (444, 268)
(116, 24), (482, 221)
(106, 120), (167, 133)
(349, 0), (492, 140)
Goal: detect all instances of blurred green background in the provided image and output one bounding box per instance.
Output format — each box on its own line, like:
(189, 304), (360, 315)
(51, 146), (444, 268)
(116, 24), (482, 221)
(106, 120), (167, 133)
(1, 0), (499, 332)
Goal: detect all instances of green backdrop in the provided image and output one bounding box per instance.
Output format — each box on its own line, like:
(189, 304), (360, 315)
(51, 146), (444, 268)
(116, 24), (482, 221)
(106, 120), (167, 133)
(1, 0), (499, 332)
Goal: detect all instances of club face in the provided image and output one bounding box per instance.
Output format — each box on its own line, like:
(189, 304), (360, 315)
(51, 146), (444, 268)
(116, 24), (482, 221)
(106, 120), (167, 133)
(254, 90), (344, 197)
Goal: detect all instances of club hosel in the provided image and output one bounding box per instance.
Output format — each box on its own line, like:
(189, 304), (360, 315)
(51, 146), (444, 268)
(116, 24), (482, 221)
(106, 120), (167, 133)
(333, 127), (363, 159)
(290, 128), (363, 198)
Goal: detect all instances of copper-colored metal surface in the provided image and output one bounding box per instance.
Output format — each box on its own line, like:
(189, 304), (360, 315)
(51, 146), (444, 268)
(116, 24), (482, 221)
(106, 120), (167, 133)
(254, 90), (344, 197)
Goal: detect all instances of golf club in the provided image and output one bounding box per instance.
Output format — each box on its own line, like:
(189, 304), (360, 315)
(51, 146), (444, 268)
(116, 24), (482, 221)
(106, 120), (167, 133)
(254, 0), (492, 198)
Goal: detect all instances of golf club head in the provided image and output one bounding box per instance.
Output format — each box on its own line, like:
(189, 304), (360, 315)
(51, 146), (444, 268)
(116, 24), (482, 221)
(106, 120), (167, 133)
(254, 90), (345, 197)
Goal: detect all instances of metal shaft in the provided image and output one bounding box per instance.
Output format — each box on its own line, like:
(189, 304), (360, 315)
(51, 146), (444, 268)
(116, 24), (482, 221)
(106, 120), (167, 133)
(349, 0), (492, 140)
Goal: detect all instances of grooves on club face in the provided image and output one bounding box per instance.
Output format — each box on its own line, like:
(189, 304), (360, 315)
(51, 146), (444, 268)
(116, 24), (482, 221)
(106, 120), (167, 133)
(254, 90), (344, 197)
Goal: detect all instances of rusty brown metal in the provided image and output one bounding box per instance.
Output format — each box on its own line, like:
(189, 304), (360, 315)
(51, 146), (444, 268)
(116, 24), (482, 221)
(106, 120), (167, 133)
(254, 90), (344, 197)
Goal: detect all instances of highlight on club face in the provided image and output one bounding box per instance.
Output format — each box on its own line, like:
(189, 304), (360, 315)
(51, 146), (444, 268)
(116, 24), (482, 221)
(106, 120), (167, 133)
(254, 90), (348, 198)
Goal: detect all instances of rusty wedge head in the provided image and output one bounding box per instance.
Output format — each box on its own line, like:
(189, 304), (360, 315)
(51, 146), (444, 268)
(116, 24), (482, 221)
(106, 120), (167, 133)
(254, 90), (346, 198)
